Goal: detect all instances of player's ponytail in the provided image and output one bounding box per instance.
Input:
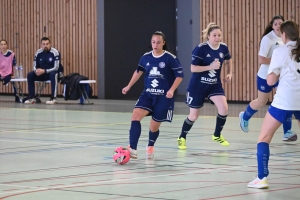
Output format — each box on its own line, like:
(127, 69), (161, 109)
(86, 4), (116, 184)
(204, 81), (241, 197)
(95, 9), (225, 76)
(261, 15), (285, 38)
(152, 31), (170, 51)
(202, 22), (221, 40)
(280, 20), (300, 63)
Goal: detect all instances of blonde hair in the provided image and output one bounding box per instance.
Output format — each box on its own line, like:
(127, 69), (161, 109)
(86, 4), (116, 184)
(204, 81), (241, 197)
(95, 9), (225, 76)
(202, 22), (221, 40)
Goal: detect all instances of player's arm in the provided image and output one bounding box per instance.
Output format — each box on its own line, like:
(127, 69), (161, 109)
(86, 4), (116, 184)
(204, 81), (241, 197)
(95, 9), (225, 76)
(122, 70), (144, 94)
(223, 59), (233, 83)
(267, 49), (281, 86)
(166, 77), (183, 98)
(13, 55), (17, 67)
(190, 61), (220, 73)
(258, 37), (272, 65)
(267, 72), (279, 86)
(258, 55), (271, 65)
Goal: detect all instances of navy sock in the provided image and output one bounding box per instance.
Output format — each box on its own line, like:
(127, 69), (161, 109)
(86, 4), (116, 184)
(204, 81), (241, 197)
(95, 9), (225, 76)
(129, 121), (141, 150)
(148, 130), (160, 146)
(179, 118), (194, 139)
(257, 142), (270, 179)
(282, 116), (292, 134)
(214, 114), (227, 137)
(243, 105), (257, 121)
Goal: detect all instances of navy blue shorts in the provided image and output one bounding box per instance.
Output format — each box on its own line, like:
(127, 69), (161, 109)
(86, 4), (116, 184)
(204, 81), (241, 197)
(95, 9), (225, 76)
(268, 105), (300, 123)
(135, 92), (174, 122)
(257, 75), (279, 93)
(186, 84), (225, 109)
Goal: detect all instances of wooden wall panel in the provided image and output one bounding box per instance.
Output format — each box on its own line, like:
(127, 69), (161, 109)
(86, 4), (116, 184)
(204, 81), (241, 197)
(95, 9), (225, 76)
(0, 0), (97, 97)
(1, 0), (299, 101)
(200, 0), (300, 101)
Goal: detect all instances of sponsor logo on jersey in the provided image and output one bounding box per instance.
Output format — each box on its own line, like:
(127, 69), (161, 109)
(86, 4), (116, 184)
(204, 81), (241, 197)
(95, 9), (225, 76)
(219, 52), (224, 58)
(201, 77), (217, 83)
(149, 67), (163, 78)
(151, 79), (159, 88)
(146, 62), (150, 66)
(159, 62), (165, 68)
(206, 54), (211, 57)
(260, 85), (265, 91)
(145, 79), (165, 95)
(208, 70), (217, 78)
(146, 88), (165, 95)
(275, 42), (279, 45)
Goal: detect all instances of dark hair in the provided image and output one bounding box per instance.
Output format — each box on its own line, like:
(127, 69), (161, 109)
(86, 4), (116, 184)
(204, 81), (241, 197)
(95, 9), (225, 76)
(151, 31), (169, 51)
(0, 39), (8, 44)
(280, 20), (300, 63)
(261, 15), (285, 38)
(41, 37), (51, 43)
(202, 22), (221, 40)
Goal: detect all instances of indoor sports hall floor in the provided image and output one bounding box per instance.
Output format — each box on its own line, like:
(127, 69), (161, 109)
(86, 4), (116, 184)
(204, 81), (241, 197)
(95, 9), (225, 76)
(0, 96), (299, 200)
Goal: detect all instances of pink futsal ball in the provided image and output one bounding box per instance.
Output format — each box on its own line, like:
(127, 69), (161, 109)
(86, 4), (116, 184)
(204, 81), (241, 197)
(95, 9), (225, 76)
(113, 146), (131, 165)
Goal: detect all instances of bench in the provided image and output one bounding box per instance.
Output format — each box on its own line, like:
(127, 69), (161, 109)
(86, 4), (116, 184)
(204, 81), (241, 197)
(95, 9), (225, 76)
(77, 80), (96, 105)
(10, 78), (27, 101)
(10, 78), (96, 105)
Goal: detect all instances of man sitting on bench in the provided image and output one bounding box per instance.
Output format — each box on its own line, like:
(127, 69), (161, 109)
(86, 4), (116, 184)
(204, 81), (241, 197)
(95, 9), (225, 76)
(25, 37), (62, 104)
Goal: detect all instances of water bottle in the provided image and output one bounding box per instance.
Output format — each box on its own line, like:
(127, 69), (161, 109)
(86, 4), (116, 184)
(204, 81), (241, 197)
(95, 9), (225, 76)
(19, 63), (23, 79)
(14, 65), (19, 78)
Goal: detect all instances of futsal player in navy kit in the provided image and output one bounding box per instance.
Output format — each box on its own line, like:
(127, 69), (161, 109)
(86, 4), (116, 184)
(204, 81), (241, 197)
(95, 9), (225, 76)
(122, 31), (183, 159)
(177, 23), (233, 149)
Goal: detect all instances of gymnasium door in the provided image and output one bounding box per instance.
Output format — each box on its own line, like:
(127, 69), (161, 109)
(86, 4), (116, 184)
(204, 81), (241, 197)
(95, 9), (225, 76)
(103, 0), (176, 100)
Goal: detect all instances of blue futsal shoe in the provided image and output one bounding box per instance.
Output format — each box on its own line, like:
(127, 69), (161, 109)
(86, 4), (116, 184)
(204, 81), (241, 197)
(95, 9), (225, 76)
(239, 111), (249, 133)
(283, 130), (297, 142)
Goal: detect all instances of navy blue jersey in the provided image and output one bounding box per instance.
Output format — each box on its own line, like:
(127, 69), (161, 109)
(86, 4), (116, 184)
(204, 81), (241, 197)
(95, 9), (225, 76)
(188, 42), (231, 91)
(34, 47), (60, 73)
(3, 50), (17, 66)
(137, 51), (183, 95)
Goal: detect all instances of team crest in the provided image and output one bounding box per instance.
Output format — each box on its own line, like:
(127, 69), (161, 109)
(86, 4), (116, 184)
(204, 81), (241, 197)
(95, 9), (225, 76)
(49, 57), (53, 61)
(159, 62), (165, 68)
(219, 52), (224, 58)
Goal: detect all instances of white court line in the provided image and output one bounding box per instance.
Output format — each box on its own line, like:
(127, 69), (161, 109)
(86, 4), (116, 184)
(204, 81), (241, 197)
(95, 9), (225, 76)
(1, 139), (299, 163)
(0, 139), (299, 170)
(0, 159), (299, 196)
(0, 136), (266, 149)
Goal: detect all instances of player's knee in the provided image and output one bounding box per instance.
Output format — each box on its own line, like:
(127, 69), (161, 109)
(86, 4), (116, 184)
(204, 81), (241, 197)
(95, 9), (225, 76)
(131, 113), (143, 121)
(258, 100), (268, 107)
(258, 134), (272, 143)
(188, 114), (198, 121)
(149, 127), (159, 132)
(218, 106), (228, 116)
